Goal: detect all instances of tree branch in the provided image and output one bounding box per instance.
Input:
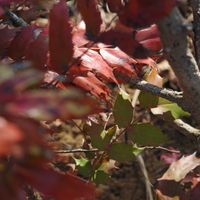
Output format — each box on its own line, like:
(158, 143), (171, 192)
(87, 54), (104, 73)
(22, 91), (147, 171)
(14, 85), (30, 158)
(191, 0), (200, 67)
(157, 8), (200, 125)
(173, 119), (200, 137)
(116, 73), (185, 108)
(55, 148), (99, 153)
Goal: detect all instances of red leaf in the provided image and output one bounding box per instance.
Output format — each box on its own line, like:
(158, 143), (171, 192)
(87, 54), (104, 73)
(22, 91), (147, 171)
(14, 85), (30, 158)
(140, 38), (162, 52)
(49, 0), (74, 73)
(73, 72), (111, 101)
(98, 29), (149, 58)
(76, 0), (102, 37)
(135, 24), (160, 42)
(25, 32), (48, 70)
(0, 183), (26, 200)
(75, 48), (117, 83)
(0, 67), (43, 102)
(99, 48), (136, 71)
(0, 0), (26, 6)
(6, 89), (101, 120)
(0, 117), (23, 155)
(8, 26), (35, 60)
(119, 0), (176, 28)
(17, 166), (96, 200)
(105, 0), (123, 12)
(72, 26), (90, 47)
(0, 26), (17, 57)
(0, 6), (4, 17)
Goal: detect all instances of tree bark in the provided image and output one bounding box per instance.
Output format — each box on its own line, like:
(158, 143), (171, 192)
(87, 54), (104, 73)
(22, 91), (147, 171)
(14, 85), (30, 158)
(157, 8), (200, 125)
(191, 0), (200, 68)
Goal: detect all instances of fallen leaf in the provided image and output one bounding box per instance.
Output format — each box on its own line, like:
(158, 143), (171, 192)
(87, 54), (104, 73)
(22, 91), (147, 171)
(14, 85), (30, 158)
(160, 153), (200, 182)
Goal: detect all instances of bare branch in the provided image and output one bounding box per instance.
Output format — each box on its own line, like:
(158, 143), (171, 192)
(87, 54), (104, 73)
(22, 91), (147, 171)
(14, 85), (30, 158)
(174, 119), (200, 137)
(158, 114), (200, 138)
(55, 148), (99, 153)
(136, 155), (154, 200)
(116, 73), (185, 108)
(191, 0), (200, 67)
(157, 8), (200, 125)
(145, 146), (180, 154)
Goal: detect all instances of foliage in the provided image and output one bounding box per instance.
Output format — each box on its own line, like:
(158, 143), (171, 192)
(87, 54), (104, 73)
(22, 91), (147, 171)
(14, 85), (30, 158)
(0, 0), (198, 200)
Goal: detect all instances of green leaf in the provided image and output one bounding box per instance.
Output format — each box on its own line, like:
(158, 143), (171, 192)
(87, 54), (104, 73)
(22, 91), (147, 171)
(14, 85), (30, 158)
(84, 123), (104, 136)
(84, 123), (105, 150)
(129, 123), (168, 146)
(113, 89), (133, 128)
(92, 170), (110, 185)
(93, 126), (116, 150)
(151, 98), (190, 119)
(139, 91), (159, 108)
(100, 126), (116, 146)
(108, 143), (138, 162)
(132, 146), (144, 156)
(74, 157), (92, 178)
(84, 123), (116, 150)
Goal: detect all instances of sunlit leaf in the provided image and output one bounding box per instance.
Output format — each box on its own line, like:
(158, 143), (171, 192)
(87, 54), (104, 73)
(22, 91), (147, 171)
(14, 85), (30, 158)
(72, 72), (111, 101)
(143, 66), (163, 87)
(159, 153), (200, 182)
(75, 157), (93, 178)
(151, 98), (190, 119)
(75, 48), (117, 83)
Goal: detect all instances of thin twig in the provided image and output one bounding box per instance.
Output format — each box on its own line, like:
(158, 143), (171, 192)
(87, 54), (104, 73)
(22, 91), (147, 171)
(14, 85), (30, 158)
(136, 155), (154, 200)
(145, 146), (180, 154)
(55, 148), (100, 153)
(131, 89), (154, 200)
